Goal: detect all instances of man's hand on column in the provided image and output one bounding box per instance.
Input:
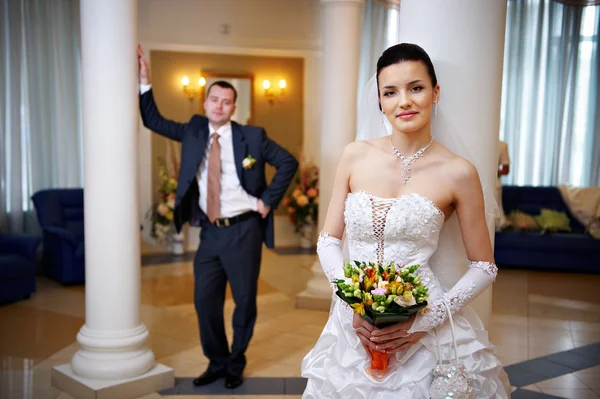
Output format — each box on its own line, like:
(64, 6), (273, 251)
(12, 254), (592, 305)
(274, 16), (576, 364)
(137, 45), (151, 85)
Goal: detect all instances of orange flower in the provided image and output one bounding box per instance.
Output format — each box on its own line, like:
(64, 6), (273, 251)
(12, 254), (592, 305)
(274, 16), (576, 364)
(282, 197), (290, 206)
(296, 195), (309, 207)
(287, 207), (295, 214)
(363, 268), (377, 292)
(307, 188), (318, 198)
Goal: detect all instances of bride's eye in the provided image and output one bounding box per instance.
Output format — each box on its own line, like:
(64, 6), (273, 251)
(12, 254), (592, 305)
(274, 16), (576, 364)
(383, 91), (396, 97)
(411, 86), (424, 92)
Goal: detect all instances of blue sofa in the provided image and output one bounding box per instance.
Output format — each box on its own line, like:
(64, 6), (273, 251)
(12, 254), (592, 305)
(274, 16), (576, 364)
(0, 233), (40, 303)
(494, 186), (600, 273)
(31, 188), (85, 285)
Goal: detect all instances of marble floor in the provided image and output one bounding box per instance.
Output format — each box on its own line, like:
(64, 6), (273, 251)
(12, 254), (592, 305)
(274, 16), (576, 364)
(1, 247), (599, 399)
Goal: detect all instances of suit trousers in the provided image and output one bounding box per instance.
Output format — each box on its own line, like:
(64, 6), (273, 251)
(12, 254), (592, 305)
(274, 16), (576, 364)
(193, 212), (263, 374)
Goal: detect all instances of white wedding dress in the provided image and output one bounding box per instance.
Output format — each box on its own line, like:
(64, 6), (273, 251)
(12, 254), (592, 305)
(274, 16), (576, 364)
(301, 191), (509, 398)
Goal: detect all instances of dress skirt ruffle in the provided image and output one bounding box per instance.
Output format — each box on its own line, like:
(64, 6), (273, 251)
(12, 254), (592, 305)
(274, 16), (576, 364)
(301, 298), (510, 399)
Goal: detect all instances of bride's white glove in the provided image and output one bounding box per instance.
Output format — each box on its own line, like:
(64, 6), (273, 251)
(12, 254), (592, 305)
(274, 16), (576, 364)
(408, 261), (498, 333)
(316, 232), (345, 286)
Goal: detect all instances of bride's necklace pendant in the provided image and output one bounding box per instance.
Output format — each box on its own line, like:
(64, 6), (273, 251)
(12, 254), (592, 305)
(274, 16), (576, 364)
(390, 137), (434, 184)
(401, 160), (412, 182)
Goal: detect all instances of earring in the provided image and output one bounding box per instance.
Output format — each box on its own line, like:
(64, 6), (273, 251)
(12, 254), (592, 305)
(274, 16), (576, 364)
(434, 102), (438, 119)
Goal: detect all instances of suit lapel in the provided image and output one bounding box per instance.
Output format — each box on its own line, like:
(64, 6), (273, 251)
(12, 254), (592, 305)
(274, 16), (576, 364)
(195, 121), (209, 167)
(175, 120), (207, 206)
(231, 122), (247, 185)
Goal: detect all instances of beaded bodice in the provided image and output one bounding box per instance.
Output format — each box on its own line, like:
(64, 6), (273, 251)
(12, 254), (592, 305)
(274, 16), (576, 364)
(344, 191), (446, 295)
(345, 191), (444, 265)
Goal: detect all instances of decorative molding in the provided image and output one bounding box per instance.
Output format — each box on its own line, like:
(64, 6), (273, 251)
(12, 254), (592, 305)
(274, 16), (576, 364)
(141, 42), (321, 59)
(373, 0), (401, 10)
(552, 0), (600, 5)
(320, 0), (365, 6)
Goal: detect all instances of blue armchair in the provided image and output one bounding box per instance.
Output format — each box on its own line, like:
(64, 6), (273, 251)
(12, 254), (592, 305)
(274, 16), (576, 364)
(0, 233), (40, 303)
(31, 189), (85, 285)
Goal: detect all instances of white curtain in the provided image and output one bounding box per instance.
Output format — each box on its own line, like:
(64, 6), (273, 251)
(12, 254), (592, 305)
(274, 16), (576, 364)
(0, 0), (83, 233)
(357, 0), (400, 108)
(500, 0), (599, 187)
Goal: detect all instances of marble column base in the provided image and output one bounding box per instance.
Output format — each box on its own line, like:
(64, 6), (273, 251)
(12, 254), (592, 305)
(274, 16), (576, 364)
(52, 363), (174, 399)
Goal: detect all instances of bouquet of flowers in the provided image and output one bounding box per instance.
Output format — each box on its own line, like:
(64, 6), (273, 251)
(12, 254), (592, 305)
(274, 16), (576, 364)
(282, 161), (319, 233)
(146, 158), (178, 243)
(334, 260), (429, 378)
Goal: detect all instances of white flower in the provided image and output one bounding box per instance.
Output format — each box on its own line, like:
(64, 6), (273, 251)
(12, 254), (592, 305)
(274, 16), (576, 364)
(167, 197), (175, 209)
(394, 261), (406, 273)
(157, 203), (169, 216)
(242, 155), (256, 170)
(155, 226), (165, 239)
(394, 295), (416, 307)
(377, 280), (389, 289)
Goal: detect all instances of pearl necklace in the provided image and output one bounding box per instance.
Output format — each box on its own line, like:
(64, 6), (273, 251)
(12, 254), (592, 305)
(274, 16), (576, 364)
(390, 137), (434, 184)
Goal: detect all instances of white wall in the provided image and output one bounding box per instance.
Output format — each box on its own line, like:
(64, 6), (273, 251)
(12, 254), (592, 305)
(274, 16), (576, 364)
(138, 0), (323, 251)
(139, 0), (321, 50)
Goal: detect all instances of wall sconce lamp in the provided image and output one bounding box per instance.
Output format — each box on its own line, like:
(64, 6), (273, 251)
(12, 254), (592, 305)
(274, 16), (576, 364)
(182, 76), (207, 100)
(263, 79), (286, 104)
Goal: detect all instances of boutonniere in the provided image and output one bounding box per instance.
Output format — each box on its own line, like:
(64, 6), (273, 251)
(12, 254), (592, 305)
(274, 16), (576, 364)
(242, 155), (256, 170)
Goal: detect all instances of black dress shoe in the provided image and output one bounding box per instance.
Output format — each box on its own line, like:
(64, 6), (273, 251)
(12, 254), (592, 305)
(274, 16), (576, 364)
(225, 372), (244, 389)
(192, 369), (226, 386)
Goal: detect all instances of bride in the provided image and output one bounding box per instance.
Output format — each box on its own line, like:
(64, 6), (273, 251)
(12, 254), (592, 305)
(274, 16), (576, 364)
(301, 43), (510, 398)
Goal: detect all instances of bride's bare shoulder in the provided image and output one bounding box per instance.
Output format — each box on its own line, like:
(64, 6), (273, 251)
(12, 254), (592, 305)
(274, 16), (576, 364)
(346, 137), (388, 156)
(435, 144), (480, 183)
(339, 140), (376, 163)
(342, 140), (369, 154)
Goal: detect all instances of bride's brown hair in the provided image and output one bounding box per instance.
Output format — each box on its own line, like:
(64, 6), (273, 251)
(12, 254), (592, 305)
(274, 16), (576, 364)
(376, 43), (438, 89)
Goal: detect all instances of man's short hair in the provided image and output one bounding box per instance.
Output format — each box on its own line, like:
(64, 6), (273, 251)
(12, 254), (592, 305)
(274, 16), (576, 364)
(206, 81), (237, 103)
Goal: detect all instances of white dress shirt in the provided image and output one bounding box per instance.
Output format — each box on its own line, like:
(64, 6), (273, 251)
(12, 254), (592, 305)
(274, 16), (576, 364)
(140, 84), (258, 218)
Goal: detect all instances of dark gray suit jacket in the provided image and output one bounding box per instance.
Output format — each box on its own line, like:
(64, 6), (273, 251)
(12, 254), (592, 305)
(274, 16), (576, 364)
(139, 89), (298, 248)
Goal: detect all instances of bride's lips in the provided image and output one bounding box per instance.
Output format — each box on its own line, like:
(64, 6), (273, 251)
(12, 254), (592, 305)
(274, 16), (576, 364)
(396, 111), (418, 120)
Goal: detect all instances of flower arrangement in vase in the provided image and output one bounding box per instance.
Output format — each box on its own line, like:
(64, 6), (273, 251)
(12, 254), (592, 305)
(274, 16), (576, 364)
(146, 158), (179, 245)
(283, 160), (319, 248)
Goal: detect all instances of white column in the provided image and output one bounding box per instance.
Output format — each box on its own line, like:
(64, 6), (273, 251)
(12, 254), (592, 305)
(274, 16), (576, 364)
(52, 0), (173, 397)
(296, 0), (364, 310)
(398, 0), (507, 327)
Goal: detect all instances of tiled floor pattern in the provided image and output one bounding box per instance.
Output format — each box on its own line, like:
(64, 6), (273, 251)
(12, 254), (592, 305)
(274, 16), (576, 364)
(507, 344), (600, 398)
(0, 247), (599, 399)
(154, 344), (600, 396)
(160, 377), (308, 396)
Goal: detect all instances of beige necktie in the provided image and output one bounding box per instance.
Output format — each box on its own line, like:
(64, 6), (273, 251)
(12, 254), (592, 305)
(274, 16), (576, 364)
(206, 133), (221, 223)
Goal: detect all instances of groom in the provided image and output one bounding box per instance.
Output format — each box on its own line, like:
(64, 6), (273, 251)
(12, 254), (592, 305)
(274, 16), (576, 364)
(137, 46), (298, 389)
